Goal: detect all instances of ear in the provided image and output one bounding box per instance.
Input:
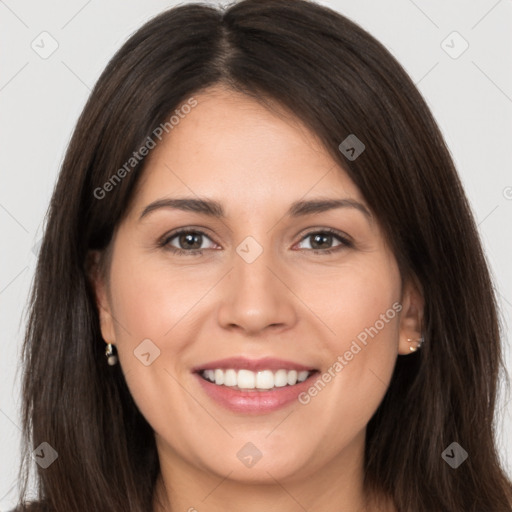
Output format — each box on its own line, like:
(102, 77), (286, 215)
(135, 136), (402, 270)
(85, 250), (116, 345)
(398, 275), (424, 355)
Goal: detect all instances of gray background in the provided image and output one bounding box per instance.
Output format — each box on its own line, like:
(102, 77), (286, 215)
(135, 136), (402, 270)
(1, 0), (511, 508)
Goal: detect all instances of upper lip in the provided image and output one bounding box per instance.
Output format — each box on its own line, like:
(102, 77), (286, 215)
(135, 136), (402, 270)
(192, 357), (317, 373)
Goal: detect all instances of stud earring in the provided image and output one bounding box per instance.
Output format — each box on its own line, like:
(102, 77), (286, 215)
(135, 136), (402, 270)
(408, 336), (424, 352)
(105, 342), (118, 365)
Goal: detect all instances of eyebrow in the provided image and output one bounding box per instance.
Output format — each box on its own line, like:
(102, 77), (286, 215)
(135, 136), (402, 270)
(139, 196), (372, 222)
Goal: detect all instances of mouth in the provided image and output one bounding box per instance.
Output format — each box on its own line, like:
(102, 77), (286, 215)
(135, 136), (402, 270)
(198, 368), (316, 391)
(192, 357), (319, 414)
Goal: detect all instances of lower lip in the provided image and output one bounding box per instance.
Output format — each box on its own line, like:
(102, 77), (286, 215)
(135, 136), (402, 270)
(194, 372), (316, 414)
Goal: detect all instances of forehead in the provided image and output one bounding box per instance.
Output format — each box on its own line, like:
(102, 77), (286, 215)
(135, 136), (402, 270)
(129, 86), (364, 217)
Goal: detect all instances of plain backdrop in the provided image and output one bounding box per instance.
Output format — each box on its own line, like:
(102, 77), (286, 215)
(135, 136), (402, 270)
(1, 0), (511, 508)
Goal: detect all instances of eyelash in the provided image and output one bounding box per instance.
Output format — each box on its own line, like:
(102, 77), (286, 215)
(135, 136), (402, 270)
(158, 227), (353, 257)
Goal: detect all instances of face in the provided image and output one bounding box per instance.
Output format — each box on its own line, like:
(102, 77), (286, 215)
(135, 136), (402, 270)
(92, 85), (423, 485)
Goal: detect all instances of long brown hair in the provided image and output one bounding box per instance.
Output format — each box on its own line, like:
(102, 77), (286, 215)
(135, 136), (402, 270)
(16, 0), (512, 510)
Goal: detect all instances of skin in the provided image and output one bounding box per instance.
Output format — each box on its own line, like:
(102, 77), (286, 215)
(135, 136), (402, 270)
(90, 85), (423, 512)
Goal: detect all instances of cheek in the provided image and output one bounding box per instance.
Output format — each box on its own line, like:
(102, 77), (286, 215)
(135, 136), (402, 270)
(296, 253), (401, 431)
(331, 255), (401, 384)
(296, 250), (401, 350)
(106, 252), (202, 442)
(106, 251), (223, 420)
(108, 250), (217, 344)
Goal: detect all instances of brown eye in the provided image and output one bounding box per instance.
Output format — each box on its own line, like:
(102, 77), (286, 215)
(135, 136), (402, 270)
(296, 229), (352, 254)
(176, 232), (203, 250)
(309, 233), (336, 250)
(160, 229), (217, 255)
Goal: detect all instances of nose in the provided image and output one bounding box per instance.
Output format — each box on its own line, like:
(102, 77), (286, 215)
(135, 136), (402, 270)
(216, 241), (298, 336)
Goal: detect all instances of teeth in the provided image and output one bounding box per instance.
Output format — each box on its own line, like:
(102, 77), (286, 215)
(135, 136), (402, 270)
(287, 370), (298, 385)
(201, 368), (313, 390)
(237, 369), (255, 389)
(297, 370), (309, 383)
(274, 369), (288, 387)
(256, 370), (274, 389)
(224, 369), (237, 387)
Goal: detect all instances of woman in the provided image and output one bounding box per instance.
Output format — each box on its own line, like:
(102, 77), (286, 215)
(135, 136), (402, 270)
(14, 0), (512, 510)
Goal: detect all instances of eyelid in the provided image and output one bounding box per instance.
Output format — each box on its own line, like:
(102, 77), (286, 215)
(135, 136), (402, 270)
(296, 226), (352, 243)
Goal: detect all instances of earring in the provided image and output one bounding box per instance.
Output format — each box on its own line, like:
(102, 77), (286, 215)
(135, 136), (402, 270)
(408, 336), (424, 352)
(105, 343), (118, 365)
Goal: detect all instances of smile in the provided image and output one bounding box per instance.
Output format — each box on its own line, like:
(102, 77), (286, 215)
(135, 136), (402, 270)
(200, 368), (312, 391)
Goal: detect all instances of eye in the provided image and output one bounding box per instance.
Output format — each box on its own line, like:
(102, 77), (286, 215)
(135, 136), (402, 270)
(295, 228), (352, 254)
(158, 227), (352, 256)
(159, 229), (217, 256)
